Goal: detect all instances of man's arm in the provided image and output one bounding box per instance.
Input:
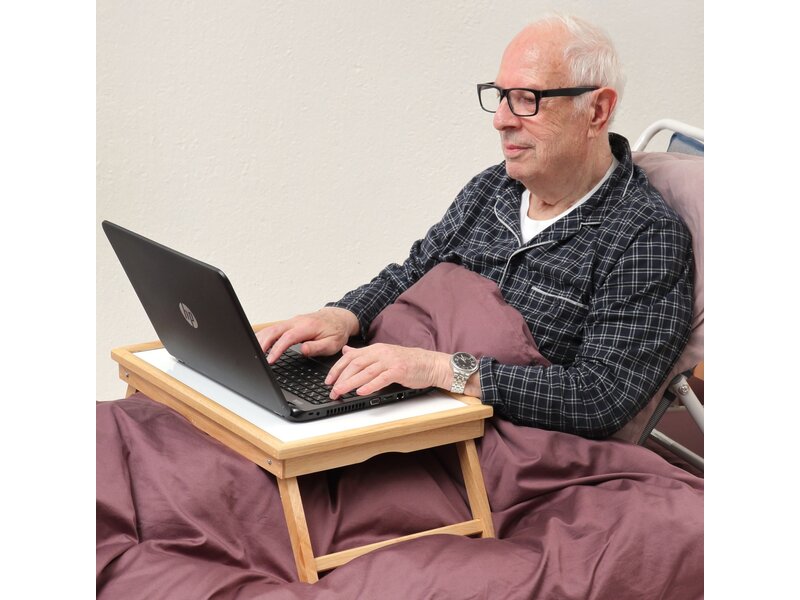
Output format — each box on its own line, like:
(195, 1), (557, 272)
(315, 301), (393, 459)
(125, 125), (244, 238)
(479, 217), (694, 439)
(323, 219), (691, 418)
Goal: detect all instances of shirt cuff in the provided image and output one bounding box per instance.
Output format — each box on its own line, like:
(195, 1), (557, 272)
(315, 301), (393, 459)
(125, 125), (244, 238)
(477, 356), (499, 404)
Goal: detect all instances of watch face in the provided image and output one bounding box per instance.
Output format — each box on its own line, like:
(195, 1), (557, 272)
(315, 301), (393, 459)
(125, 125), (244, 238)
(453, 352), (477, 370)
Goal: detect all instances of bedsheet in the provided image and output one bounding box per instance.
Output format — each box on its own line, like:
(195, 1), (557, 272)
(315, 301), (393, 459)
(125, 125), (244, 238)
(97, 394), (703, 599)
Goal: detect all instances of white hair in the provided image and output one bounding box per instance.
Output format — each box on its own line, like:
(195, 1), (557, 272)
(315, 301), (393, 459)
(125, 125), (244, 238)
(537, 14), (626, 113)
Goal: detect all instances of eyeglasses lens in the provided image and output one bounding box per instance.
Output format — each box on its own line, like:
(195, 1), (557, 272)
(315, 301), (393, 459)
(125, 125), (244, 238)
(479, 87), (538, 116)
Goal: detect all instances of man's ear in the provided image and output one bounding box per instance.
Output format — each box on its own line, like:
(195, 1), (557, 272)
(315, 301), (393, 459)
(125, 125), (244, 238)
(587, 87), (617, 137)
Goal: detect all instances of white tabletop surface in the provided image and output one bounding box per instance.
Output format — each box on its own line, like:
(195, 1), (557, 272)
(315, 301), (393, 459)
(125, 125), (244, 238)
(135, 348), (468, 443)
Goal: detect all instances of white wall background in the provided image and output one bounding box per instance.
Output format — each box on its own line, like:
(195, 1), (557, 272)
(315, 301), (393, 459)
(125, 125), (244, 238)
(96, 0), (703, 401)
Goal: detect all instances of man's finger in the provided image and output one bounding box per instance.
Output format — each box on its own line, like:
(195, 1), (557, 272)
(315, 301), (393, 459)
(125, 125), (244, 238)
(325, 345), (357, 384)
(256, 322), (290, 352)
(331, 362), (384, 399)
(266, 324), (316, 363)
(355, 370), (394, 396)
(299, 338), (339, 357)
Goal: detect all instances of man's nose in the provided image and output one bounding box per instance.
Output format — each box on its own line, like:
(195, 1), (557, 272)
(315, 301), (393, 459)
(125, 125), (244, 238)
(493, 97), (520, 130)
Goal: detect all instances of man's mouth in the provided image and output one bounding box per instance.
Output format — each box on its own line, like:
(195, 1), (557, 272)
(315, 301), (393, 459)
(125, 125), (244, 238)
(503, 143), (529, 158)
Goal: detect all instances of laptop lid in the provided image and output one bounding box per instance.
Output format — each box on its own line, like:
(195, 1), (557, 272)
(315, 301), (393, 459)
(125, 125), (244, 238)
(103, 220), (294, 418)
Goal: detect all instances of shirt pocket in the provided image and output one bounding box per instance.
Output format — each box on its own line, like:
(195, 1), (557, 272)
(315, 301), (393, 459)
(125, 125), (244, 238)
(527, 284), (590, 359)
(529, 285), (588, 311)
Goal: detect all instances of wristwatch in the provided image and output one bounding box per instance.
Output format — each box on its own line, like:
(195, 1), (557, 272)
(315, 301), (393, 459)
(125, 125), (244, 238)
(449, 352), (479, 394)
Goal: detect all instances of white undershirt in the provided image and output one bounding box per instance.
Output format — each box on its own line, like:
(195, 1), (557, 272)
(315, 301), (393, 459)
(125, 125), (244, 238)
(519, 157), (619, 244)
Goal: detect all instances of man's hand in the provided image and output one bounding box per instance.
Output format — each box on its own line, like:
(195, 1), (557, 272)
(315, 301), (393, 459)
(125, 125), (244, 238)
(325, 343), (457, 399)
(257, 307), (360, 363)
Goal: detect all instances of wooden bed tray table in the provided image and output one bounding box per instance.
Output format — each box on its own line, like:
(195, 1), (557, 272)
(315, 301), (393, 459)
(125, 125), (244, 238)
(111, 338), (495, 583)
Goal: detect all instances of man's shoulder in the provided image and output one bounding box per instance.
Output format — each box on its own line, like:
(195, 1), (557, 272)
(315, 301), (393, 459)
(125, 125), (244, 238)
(608, 167), (689, 236)
(603, 132), (690, 236)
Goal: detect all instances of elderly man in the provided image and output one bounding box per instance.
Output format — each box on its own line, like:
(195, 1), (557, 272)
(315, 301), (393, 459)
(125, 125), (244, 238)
(257, 15), (693, 439)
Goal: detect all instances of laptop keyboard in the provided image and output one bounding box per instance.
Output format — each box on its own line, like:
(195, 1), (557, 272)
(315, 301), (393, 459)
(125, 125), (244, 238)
(271, 349), (357, 405)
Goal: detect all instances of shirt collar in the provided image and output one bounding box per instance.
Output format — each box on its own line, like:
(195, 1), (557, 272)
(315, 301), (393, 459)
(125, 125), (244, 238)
(495, 132), (635, 245)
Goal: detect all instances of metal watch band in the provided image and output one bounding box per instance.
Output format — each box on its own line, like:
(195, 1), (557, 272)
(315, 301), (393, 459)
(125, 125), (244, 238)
(451, 371), (469, 394)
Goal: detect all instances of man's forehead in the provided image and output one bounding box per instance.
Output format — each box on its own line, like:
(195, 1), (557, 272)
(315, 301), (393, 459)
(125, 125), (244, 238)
(495, 37), (567, 88)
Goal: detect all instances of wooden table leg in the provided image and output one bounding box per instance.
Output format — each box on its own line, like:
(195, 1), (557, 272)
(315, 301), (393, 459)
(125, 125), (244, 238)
(456, 439), (495, 538)
(277, 476), (319, 583)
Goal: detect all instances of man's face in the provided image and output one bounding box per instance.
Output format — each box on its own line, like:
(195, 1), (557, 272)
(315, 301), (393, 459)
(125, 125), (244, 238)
(493, 26), (590, 191)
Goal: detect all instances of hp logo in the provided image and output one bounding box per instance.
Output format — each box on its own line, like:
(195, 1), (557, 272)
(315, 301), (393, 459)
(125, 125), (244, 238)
(179, 302), (198, 328)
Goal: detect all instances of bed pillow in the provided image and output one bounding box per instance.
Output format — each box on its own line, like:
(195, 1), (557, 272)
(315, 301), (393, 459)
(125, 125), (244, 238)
(613, 151), (704, 443)
(633, 151), (703, 335)
(367, 262), (550, 367)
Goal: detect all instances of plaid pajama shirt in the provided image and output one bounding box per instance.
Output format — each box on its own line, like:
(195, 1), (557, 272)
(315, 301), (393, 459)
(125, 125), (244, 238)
(329, 134), (693, 438)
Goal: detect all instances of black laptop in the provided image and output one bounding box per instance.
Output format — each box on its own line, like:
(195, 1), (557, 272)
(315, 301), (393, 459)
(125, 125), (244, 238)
(102, 221), (429, 421)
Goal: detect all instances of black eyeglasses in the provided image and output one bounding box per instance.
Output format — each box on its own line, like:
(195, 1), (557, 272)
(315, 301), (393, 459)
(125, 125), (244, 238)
(477, 83), (599, 117)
